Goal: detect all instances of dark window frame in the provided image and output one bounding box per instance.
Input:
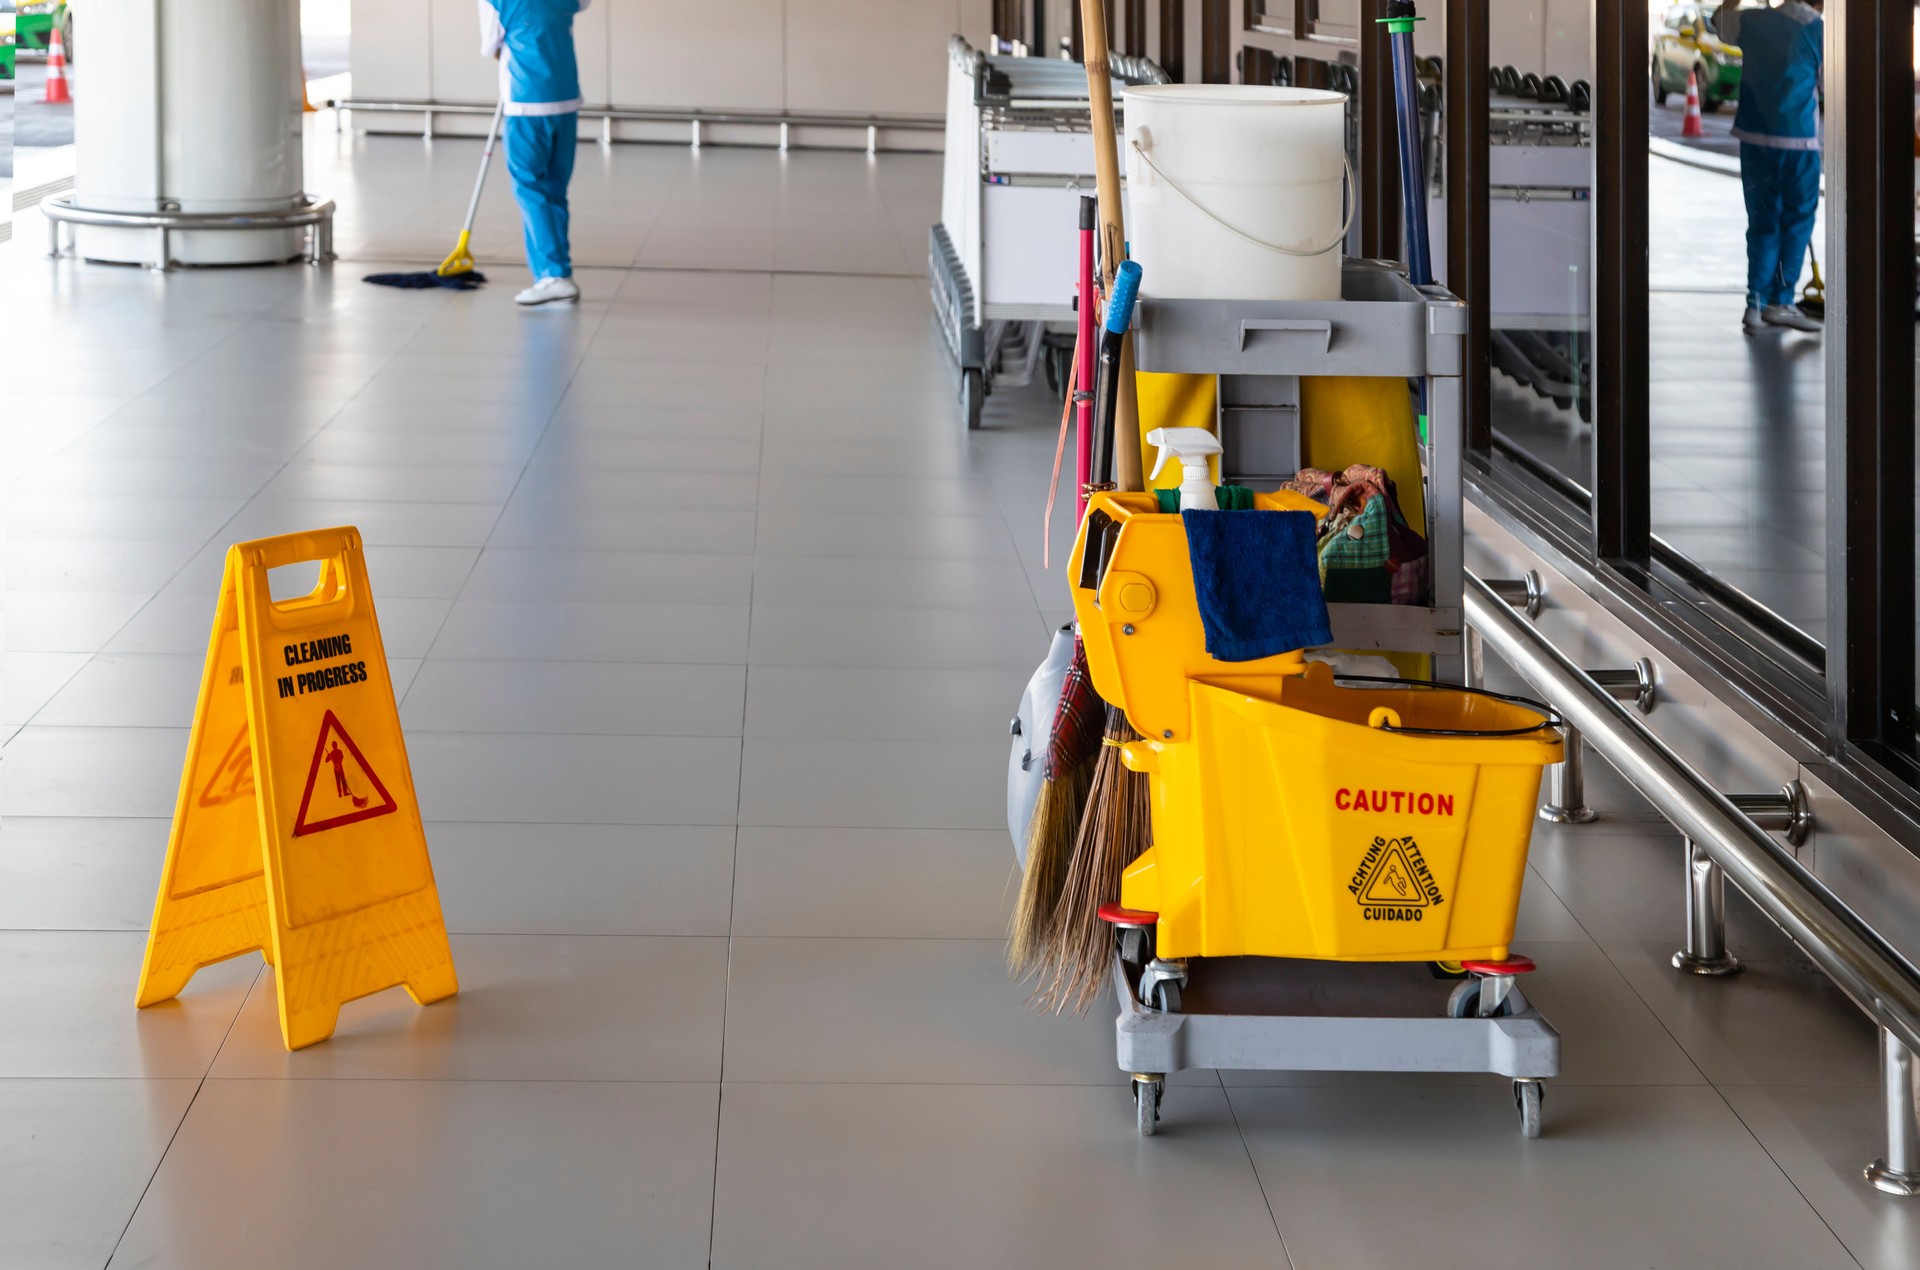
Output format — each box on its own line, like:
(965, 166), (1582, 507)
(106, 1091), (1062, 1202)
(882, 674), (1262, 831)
(1460, 0), (1920, 814)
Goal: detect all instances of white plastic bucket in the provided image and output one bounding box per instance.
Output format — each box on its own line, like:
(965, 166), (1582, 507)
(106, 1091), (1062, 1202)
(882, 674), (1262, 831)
(1124, 85), (1350, 301)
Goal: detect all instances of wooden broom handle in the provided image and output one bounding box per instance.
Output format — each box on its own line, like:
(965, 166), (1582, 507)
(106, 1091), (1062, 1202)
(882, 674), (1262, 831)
(1079, 0), (1143, 491)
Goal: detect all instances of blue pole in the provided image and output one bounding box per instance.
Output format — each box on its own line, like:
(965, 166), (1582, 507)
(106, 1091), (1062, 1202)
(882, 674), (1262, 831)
(1381, 1), (1432, 288)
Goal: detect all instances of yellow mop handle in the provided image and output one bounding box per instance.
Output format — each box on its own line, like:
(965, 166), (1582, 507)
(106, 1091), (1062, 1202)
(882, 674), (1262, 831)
(439, 99), (505, 275)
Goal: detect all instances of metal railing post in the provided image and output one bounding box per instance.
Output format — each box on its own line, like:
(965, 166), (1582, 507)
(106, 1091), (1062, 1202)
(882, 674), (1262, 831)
(1674, 836), (1741, 975)
(1539, 725), (1598, 823)
(1538, 660), (1653, 824)
(1673, 784), (1808, 975)
(1484, 572), (1543, 617)
(1466, 573), (1538, 693)
(1867, 1028), (1920, 1195)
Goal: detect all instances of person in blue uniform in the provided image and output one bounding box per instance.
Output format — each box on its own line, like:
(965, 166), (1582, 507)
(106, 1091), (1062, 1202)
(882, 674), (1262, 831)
(1715, 0), (1824, 333)
(480, 0), (590, 306)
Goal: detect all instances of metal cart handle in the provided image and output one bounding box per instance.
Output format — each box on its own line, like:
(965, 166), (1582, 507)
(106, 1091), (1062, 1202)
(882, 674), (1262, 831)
(1238, 318), (1334, 353)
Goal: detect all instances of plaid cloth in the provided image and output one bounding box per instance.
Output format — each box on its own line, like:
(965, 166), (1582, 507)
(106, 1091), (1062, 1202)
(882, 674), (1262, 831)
(1044, 641), (1106, 780)
(1283, 465), (1427, 604)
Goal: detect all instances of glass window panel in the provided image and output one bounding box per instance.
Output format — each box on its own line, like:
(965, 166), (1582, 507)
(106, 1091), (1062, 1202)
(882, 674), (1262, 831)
(1646, 0), (1828, 648)
(1482, 3), (1594, 496)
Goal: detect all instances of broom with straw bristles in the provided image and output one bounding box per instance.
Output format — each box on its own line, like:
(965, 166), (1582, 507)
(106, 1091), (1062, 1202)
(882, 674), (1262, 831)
(1023, 0), (1156, 1014)
(1008, 641), (1103, 977)
(1031, 704), (1151, 1015)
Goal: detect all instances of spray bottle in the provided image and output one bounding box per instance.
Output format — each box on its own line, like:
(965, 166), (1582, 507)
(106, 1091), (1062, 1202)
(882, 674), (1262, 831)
(1146, 427), (1224, 511)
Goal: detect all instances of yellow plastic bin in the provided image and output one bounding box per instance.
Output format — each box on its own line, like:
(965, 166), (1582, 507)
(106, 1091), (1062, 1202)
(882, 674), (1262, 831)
(1069, 490), (1329, 747)
(1117, 664), (1562, 963)
(1065, 490), (1562, 966)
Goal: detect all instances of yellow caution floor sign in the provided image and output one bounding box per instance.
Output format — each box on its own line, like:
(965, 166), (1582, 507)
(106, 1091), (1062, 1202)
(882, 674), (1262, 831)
(136, 528), (457, 1050)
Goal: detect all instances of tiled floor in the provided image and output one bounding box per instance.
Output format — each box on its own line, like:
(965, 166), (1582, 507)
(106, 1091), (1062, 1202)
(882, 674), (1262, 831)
(3, 123), (1915, 1269)
(1492, 148), (1832, 645)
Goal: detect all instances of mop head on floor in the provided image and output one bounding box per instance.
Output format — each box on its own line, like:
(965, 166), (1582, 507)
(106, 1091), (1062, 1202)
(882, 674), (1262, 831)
(363, 270), (489, 290)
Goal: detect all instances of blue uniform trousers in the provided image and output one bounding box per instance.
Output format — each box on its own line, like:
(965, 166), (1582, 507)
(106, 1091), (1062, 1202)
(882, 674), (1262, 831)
(505, 113), (577, 280)
(1739, 143), (1820, 309)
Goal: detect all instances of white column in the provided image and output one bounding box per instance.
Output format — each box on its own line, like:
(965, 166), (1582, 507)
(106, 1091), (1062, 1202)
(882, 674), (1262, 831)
(74, 0), (305, 265)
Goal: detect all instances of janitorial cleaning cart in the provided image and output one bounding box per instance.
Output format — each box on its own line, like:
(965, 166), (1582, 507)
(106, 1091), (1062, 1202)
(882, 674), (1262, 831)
(1010, 1), (1569, 1142)
(1069, 263), (1566, 1138)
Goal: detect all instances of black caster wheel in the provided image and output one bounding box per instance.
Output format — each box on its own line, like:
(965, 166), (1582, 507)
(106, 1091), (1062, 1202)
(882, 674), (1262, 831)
(961, 367), (984, 431)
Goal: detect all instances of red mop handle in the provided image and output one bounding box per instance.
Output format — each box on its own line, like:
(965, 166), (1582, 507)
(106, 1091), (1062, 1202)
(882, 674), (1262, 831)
(1074, 196), (1098, 520)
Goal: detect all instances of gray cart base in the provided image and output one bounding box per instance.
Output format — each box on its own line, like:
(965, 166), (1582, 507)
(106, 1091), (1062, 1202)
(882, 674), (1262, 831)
(1113, 953), (1560, 1138)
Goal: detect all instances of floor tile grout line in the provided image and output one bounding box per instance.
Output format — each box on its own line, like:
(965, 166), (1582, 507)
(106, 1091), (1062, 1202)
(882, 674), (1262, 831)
(1710, 1085), (1867, 1268)
(10, 282), (324, 484)
(17, 288), (444, 725)
(100, 960), (265, 1269)
(706, 282), (774, 1269)
(407, 292), (616, 679)
(0, 1073), (1768, 1088)
(1220, 1082), (1301, 1270)
(1518, 858), (1612, 954)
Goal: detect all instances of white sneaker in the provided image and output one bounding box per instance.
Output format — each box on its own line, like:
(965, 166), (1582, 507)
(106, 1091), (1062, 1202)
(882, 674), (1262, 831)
(1761, 303), (1822, 332)
(1741, 306), (1766, 334)
(515, 276), (580, 307)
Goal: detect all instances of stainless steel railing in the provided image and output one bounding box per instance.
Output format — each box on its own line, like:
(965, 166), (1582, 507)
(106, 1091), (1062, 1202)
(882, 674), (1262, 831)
(333, 99), (942, 153)
(1466, 571), (1920, 1190)
(1467, 572), (1920, 1056)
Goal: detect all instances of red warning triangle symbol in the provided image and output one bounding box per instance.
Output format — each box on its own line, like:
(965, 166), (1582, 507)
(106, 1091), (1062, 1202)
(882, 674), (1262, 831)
(197, 726), (256, 808)
(293, 710), (398, 837)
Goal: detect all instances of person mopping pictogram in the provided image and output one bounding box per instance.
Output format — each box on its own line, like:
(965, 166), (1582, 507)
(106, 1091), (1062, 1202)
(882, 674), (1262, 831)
(325, 740), (372, 809)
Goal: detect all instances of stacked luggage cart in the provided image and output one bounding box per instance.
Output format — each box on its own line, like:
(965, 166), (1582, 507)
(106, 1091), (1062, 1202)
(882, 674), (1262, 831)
(929, 38), (1167, 429)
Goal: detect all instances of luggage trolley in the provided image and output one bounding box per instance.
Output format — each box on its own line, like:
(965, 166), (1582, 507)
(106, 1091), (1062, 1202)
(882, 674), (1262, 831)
(929, 38), (1167, 429)
(1072, 261), (1566, 1137)
(1429, 86), (1595, 421)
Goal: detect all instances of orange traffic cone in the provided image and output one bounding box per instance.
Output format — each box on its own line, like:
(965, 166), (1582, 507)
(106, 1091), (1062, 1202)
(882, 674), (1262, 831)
(1682, 69), (1704, 139)
(41, 25), (72, 105)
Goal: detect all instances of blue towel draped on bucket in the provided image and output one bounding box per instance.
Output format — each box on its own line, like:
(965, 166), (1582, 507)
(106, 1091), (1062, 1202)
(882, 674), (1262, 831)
(1181, 509), (1332, 662)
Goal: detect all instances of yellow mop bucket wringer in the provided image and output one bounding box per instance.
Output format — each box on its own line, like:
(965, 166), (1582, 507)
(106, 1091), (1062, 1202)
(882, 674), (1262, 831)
(1068, 490), (1563, 966)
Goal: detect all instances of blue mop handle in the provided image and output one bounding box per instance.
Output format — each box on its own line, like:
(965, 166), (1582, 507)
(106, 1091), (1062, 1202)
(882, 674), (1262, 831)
(1105, 259), (1143, 334)
(1382, 2), (1431, 288)
(1093, 260), (1143, 488)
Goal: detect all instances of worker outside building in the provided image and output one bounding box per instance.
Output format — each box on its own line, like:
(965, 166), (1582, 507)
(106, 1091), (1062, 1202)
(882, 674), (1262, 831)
(480, 0), (590, 306)
(1715, 0), (1824, 334)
